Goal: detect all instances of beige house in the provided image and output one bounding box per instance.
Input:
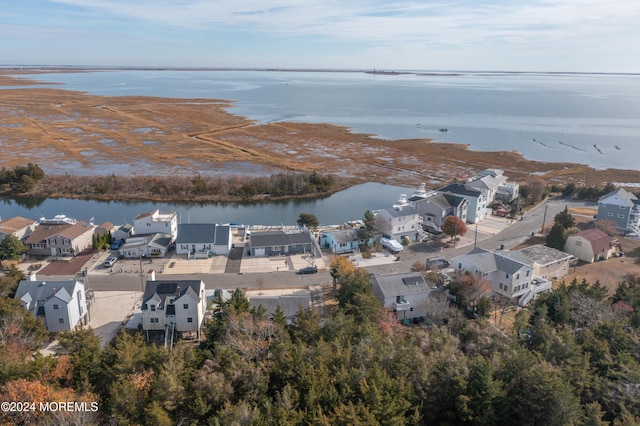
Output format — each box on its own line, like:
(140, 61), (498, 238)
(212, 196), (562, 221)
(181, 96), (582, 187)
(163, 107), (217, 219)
(565, 229), (613, 263)
(25, 215), (95, 257)
(0, 216), (37, 242)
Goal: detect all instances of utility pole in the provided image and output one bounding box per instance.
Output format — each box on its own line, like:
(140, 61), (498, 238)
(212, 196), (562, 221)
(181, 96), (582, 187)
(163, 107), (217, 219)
(139, 253), (145, 292)
(540, 202), (549, 234)
(474, 224), (478, 249)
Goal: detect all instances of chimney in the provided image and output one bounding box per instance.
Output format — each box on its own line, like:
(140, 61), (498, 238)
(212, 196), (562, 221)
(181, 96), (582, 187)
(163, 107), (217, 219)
(146, 269), (156, 282)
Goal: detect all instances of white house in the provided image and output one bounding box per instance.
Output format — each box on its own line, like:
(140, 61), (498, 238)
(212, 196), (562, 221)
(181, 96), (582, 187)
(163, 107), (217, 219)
(371, 272), (435, 322)
(134, 210), (178, 242)
(466, 168), (519, 202)
(15, 276), (88, 333)
(436, 183), (488, 224)
(376, 194), (422, 242)
(140, 276), (206, 340)
(118, 233), (173, 258)
(176, 223), (232, 257)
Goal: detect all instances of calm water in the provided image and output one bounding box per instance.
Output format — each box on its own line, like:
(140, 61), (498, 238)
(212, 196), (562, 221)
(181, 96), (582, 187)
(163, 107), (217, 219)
(0, 182), (412, 226)
(18, 69), (640, 171)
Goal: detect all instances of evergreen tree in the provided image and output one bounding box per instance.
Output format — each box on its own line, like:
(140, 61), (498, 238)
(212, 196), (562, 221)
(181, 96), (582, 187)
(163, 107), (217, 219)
(0, 234), (27, 260)
(546, 222), (567, 250)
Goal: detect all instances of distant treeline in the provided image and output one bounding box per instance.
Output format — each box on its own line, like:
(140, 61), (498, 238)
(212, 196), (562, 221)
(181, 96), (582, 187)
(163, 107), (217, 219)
(550, 182), (638, 201)
(0, 163), (45, 194)
(36, 170), (342, 201)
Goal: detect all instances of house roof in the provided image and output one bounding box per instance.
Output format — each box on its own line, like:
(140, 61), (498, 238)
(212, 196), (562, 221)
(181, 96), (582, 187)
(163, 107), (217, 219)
(599, 187), (638, 207)
(454, 248), (531, 275)
(381, 204), (418, 218)
(177, 223), (216, 244)
(135, 210), (158, 220)
(141, 279), (203, 309)
(518, 244), (573, 266)
(213, 225), (231, 246)
(425, 193), (468, 210)
(250, 231), (314, 248)
(327, 228), (368, 244)
(371, 272), (433, 298)
(569, 229), (611, 254)
(25, 220), (94, 243)
(121, 233), (173, 250)
(96, 221), (115, 231)
(437, 183), (483, 198)
(0, 216), (35, 235)
(249, 293), (311, 318)
(15, 278), (81, 311)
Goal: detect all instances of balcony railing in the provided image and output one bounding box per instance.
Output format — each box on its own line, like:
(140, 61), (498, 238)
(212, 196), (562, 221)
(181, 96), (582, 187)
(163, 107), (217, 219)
(394, 301), (411, 311)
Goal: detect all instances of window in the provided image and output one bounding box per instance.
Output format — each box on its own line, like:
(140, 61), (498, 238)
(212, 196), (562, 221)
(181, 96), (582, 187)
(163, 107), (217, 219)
(53, 304), (59, 310)
(499, 283), (503, 290)
(396, 295), (406, 304)
(272, 246), (280, 251)
(516, 273), (520, 279)
(63, 238), (70, 245)
(506, 273), (509, 278)
(187, 317), (193, 323)
(151, 317), (159, 323)
(183, 304), (189, 309)
(526, 270), (530, 276)
(58, 318), (64, 324)
(150, 304), (156, 311)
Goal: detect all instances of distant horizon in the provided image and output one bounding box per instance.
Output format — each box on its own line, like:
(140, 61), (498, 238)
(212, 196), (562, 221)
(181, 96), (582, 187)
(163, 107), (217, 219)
(2, 65), (640, 77)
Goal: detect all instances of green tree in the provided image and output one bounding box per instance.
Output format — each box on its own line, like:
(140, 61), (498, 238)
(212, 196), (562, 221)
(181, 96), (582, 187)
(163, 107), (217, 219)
(297, 212), (320, 229)
(554, 206), (576, 229)
(546, 222), (568, 250)
(56, 328), (102, 393)
(0, 234), (27, 260)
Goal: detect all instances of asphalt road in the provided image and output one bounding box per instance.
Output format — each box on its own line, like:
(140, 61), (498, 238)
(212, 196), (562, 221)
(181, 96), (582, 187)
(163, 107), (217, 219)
(84, 197), (598, 292)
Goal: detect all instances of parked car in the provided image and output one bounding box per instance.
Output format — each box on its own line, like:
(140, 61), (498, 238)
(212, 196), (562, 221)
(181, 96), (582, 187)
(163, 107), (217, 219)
(380, 237), (403, 253)
(110, 239), (124, 250)
(297, 265), (318, 274)
(104, 257), (118, 267)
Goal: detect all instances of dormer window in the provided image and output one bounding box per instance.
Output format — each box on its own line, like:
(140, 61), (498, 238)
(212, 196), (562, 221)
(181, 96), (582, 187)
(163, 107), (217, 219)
(150, 304), (156, 311)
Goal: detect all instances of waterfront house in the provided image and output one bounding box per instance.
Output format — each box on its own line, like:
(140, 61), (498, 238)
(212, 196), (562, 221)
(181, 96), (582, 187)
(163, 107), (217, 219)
(249, 229), (319, 257)
(15, 275), (88, 333)
(0, 216), (37, 242)
(371, 271), (435, 322)
(376, 194), (422, 242)
(25, 215), (95, 257)
(436, 183), (487, 224)
(94, 221), (115, 239)
(134, 209), (178, 242)
(565, 229), (613, 263)
(140, 276), (206, 341)
(596, 187), (640, 236)
(176, 223), (232, 257)
(466, 169), (519, 202)
(119, 233), (173, 258)
(413, 192), (469, 232)
(321, 228), (375, 254)
(113, 223), (135, 242)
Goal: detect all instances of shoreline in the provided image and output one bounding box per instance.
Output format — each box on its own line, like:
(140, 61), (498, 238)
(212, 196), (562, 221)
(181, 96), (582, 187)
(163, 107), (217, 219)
(1, 71), (639, 199)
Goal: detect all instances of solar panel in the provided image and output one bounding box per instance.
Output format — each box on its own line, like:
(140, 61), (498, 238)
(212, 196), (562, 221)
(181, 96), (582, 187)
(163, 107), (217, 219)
(402, 276), (423, 286)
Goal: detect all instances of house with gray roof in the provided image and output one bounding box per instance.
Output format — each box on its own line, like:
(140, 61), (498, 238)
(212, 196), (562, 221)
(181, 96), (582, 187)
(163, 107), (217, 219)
(249, 230), (319, 257)
(371, 271), (435, 322)
(15, 275), (88, 332)
(118, 233), (173, 258)
(248, 289), (311, 324)
(413, 192), (469, 232)
(597, 187), (640, 236)
(320, 228), (375, 254)
(452, 248), (550, 306)
(466, 168), (519, 202)
(176, 223), (232, 257)
(140, 277), (206, 340)
(518, 244), (572, 280)
(436, 183), (487, 224)
(376, 195), (422, 242)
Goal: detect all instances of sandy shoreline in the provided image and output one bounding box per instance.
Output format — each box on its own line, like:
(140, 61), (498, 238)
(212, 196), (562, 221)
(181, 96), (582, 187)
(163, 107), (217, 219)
(1, 71), (639, 190)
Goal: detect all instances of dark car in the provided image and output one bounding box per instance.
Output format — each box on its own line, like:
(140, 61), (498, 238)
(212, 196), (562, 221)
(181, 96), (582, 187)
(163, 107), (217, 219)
(110, 239), (124, 250)
(297, 266), (318, 274)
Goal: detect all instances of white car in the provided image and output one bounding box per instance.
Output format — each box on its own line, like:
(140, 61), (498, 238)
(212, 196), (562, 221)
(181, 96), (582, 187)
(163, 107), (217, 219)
(104, 256), (118, 267)
(380, 237), (403, 253)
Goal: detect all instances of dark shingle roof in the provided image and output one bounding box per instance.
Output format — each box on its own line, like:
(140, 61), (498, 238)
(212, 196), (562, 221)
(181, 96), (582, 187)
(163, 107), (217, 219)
(437, 183), (483, 198)
(141, 279), (203, 309)
(177, 224), (216, 244)
(250, 231), (314, 248)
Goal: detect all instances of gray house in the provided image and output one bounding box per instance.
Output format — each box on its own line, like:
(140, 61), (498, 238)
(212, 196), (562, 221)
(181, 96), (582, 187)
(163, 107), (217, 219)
(249, 230), (318, 257)
(371, 272), (435, 322)
(176, 223), (232, 257)
(597, 187), (640, 236)
(436, 183), (487, 224)
(413, 192), (469, 232)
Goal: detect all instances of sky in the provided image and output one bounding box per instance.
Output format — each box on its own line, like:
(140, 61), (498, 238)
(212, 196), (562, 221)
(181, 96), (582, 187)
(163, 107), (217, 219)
(1, 0), (639, 73)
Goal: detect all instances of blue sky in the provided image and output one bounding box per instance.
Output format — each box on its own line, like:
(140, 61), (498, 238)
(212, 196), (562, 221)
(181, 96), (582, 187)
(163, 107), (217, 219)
(1, 0), (639, 72)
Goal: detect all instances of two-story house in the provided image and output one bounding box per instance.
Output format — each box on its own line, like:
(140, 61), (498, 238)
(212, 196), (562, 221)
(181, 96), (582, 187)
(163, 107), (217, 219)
(140, 275), (206, 341)
(466, 169), (519, 202)
(518, 244), (572, 281)
(25, 215), (95, 257)
(15, 275), (88, 332)
(597, 187), (640, 236)
(134, 210), (178, 242)
(413, 192), (469, 233)
(371, 271), (435, 322)
(0, 216), (37, 243)
(436, 183), (487, 224)
(452, 248), (552, 306)
(376, 195), (422, 242)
